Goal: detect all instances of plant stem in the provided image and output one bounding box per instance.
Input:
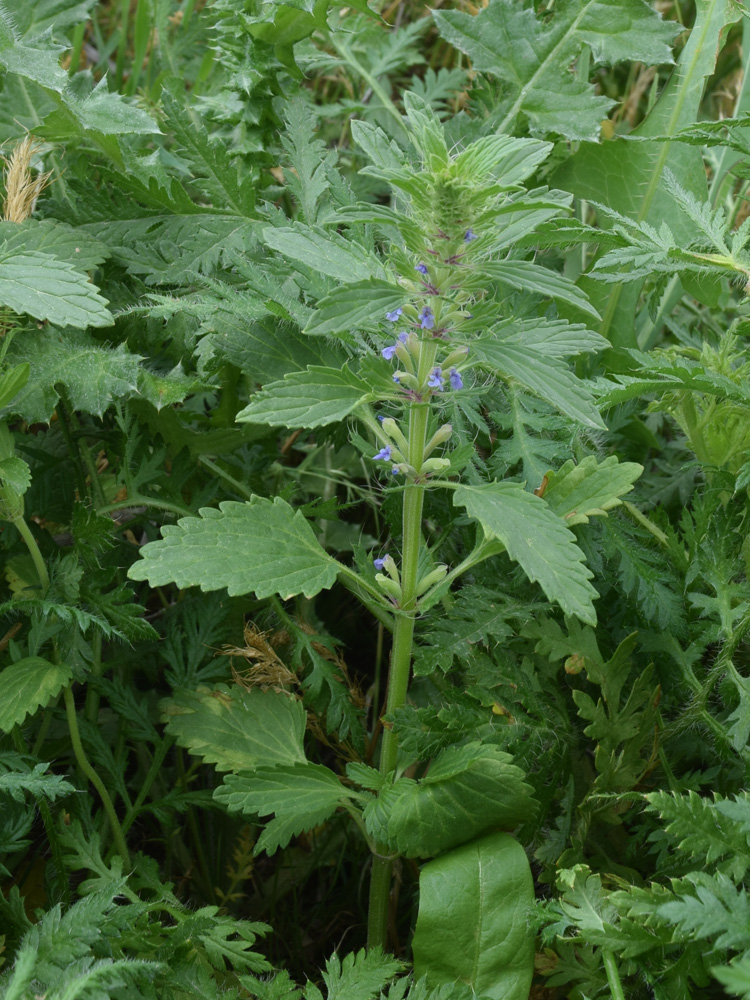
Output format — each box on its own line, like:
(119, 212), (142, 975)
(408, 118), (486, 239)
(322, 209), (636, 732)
(84, 631), (103, 725)
(602, 949), (626, 1000)
(13, 514), (49, 597)
(367, 390), (432, 950)
(63, 685), (131, 868)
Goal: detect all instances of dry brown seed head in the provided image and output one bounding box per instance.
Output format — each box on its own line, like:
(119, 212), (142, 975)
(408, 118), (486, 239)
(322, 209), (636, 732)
(3, 135), (51, 223)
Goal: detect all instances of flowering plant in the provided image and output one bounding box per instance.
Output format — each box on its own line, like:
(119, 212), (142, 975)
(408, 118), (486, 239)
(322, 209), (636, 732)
(129, 93), (641, 990)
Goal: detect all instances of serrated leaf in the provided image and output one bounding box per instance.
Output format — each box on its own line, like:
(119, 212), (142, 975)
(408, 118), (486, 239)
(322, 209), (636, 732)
(483, 261), (600, 320)
(321, 948), (404, 1000)
(713, 955), (750, 999)
(412, 832), (534, 1000)
(305, 279), (405, 336)
(434, 0), (679, 141)
(471, 340), (605, 429)
(543, 456), (643, 525)
(0, 762), (75, 803)
(215, 763), (349, 854)
(0, 657), (72, 732)
(263, 224), (386, 282)
(486, 320), (609, 359)
(0, 250), (112, 328)
(0, 220), (109, 273)
(367, 744), (535, 858)
(2, 327), (140, 421)
(160, 685), (306, 772)
(128, 497), (340, 600)
(454, 482), (598, 624)
(0, 455), (30, 494)
(237, 366), (376, 428)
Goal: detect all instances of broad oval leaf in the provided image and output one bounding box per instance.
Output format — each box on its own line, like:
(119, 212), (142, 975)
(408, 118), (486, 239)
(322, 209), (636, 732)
(454, 482), (598, 624)
(366, 744), (536, 859)
(0, 250), (112, 328)
(305, 279), (404, 337)
(412, 831), (535, 1000)
(263, 224), (386, 282)
(127, 497), (340, 599)
(237, 366), (375, 428)
(161, 685), (306, 772)
(0, 657), (73, 733)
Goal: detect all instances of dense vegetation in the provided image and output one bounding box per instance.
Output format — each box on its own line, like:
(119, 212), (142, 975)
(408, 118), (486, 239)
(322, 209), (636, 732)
(1, 0), (750, 997)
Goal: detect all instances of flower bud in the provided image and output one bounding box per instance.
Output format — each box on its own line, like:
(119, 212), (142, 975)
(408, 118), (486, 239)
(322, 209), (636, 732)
(424, 423), (453, 458)
(380, 418), (410, 455)
(420, 457), (451, 475)
(415, 564), (448, 597)
(375, 573), (402, 601)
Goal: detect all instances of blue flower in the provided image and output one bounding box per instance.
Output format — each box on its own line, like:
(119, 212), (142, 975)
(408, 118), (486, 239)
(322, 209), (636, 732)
(449, 367), (464, 390)
(381, 344), (397, 360)
(419, 306), (435, 330)
(386, 307), (403, 322)
(374, 445), (392, 461)
(464, 229), (477, 242)
(416, 263), (428, 275)
(397, 331), (408, 343)
(428, 367), (444, 390)
(373, 556), (386, 571)
(377, 414), (386, 422)
(392, 374), (400, 383)
(391, 466), (400, 476)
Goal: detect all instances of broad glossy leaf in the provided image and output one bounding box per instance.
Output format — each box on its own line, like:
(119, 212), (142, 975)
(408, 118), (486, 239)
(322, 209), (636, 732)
(454, 482), (598, 624)
(412, 831), (535, 1000)
(263, 225), (386, 282)
(128, 497), (340, 600)
(237, 366), (376, 428)
(161, 685), (306, 772)
(366, 744), (535, 858)
(215, 763), (349, 854)
(0, 251), (112, 328)
(305, 279), (404, 336)
(471, 340), (605, 429)
(434, 0), (678, 141)
(0, 657), (72, 732)
(2, 328), (140, 421)
(543, 456), (643, 526)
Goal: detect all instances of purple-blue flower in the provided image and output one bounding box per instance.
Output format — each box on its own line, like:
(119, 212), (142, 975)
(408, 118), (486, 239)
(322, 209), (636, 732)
(449, 367), (464, 390)
(374, 445), (392, 461)
(381, 344), (397, 360)
(393, 374), (400, 383)
(464, 229), (477, 242)
(391, 466), (400, 476)
(373, 557), (386, 571)
(419, 306), (435, 330)
(377, 414), (386, 422)
(428, 367), (444, 390)
(386, 307), (403, 322)
(416, 263), (428, 275)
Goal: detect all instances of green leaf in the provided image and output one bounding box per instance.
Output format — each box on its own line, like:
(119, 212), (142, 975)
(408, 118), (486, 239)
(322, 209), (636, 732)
(305, 279), (404, 336)
(713, 955), (750, 999)
(2, 328), (140, 421)
(0, 455), (30, 494)
(484, 319), (609, 359)
(160, 685), (307, 772)
(543, 455), (643, 525)
(483, 261), (600, 321)
(434, 0), (679, 141)
(0, 657), (72, 732)
(367, 744), (536, 858)
(215, 763), (350, 854)
(318, 948), (404, 1000)
(263, 224), (386, 282)
(0, 363), (28, 409)
(0, 761), (75, 803)
(0, 250), (112, 328)
(0, 220), (109, 273)
(455, 482), (598, 624)
(127, 497), (340, 600)
(471, 340), (605, 429)
(237, 366), (377, 428)
(412, 831), (535, 1000)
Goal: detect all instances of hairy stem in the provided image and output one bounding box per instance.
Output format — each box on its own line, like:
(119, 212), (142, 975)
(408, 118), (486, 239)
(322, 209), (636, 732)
(367, 387), (432, 950)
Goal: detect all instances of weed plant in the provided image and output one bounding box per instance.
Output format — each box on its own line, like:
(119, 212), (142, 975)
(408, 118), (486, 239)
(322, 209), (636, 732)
(1, 1), (750, 999)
